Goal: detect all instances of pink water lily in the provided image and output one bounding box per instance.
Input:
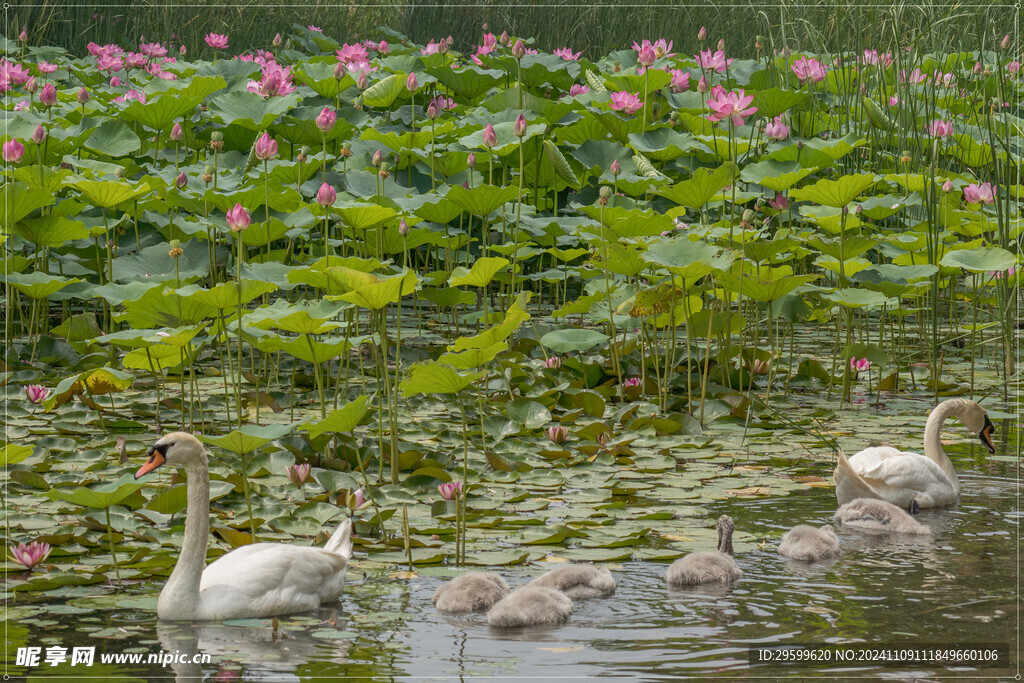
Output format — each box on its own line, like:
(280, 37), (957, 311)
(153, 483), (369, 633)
(706, 87), (757, 126)
(25, 384), (49, 403)
(622, 376), (642, 388)
(547, 426), (569, 445)
(791, 56), (827, 83)
(963, 182), (995, 205)
(226, 204), (251, 232)
(10, 541), (50, 570)
(205, 33), (229, 50)
(438, 481), (463, 501)
(543, 356), (561, 369)
(609, 91), (642, 114)
(696, 48), (732, 73)
(347, 487), (367, 510)
(286, 462), (311, 487)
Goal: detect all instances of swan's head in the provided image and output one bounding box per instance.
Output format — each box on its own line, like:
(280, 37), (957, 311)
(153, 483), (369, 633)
(716, 515), (735, 555)
(951, 400), (996, 454)
(135, 432), (206, 479)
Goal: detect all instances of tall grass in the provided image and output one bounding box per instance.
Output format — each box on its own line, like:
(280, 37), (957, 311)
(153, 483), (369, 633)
(16, 0), (1018, 59)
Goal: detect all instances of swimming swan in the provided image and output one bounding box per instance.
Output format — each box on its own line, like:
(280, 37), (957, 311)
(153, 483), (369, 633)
(834, 398), (995, 509)
(432, 571), (510, 612)
(136, 432), (353, 621)
(834, 498), (930, 535)
(666, 515), (742, 586)
(778, 524), (841, 561)
(527, 564), (616, 599)
(486, 586), (573, 627)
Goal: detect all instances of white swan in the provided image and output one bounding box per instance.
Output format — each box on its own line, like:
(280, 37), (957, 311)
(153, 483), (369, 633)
(135, 432), (353, 621)
(486, 586), (573, 627)
(778, 524), (840, 561)
(527, 564), (616, 599)
(834, 398), (995, 509)
(834, 498), (930, 535)
(666, 515), (742, 586)
(432, 571), (510, 612)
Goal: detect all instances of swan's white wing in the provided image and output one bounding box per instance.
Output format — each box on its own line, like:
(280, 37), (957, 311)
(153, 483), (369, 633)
(197, 544), (349, 620)
(846, 449), (956, 508)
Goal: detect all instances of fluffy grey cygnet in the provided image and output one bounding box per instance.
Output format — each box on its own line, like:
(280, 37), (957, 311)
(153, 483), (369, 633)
(666, 515), (743, 586)
(486, 586), (573, 627)
(778, 524), (841, 561)
(432, 571), (511, 612)
(834, 498), (930, 535)
(527, 563), (616, 599)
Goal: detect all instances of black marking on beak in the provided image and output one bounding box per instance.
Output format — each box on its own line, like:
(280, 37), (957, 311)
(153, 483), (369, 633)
(979, 416), (996, 455)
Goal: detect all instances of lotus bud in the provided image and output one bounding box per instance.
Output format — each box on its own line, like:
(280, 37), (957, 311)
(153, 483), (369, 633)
(225, 203), (251, 232)
(25, 76), (37, 94)
(482, 123), (497, 148)
(697, 76), (708, 93)
(77, 87), (90, 103)
(513, 113), (527, 137)
(316, 106), (336, 132)
(438, 481), (462, 501)
(316, 182), (336, 207)
(398, 219), (410, 236)
(378, 164), (390, 179)
(697, 26), (707, 41)
(372, 148), (383, 167)
(610, 159), (621, 176)
(1000, 34), (1010, 50)
(482, 22), (488, 31)
(426, 103), (439, 120)
(357, 72), (369, 91)
(973, 61), (983, 74)
(175, 171), (187, 189)
(467, 152), (477, 168)
(942, 179), (953, 193)
(842, 204), (849, 216)
(180, 45), (187, 55)
(273, 33), (282, 47)
(500, 31), (510, 46)
(446, 35), (454, 45)
(168, 239), (183, 258)
(406, 72), (418, 92)
(2, 139), (24, 163)
(379, 41), (389, 54)
(333, 61), (347, 80)
(18, 27), (27, 42)
(31, 124), (46, 145)
(169, 122), (183, 142)
(297, 145), (310, 162)
(543, 356), (561, 369)
(286, 463), (311, 488)
(512, 39), (525, 60)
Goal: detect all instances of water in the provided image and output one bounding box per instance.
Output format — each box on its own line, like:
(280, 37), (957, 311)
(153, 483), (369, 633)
(6, 441), (1017, 681)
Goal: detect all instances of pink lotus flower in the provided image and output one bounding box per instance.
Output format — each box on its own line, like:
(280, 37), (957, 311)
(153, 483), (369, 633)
(175, 171), (187, 189)
(543, 356), (561, 369)
(205, 33), (229, 50)
(95, 52), (123, 73)
(254, 131), (277, 160)
(963, 182), (995, 205)
(568, 83), (589, 96)
(316, 107), (336, 132)
(308, 25), (322, 32)
(636, 43), (656, 67)
(316, 182), (336, 207)
(336, 43), (368, 64)
(37, 61), (57, 74)
(122, 89), (146, 104)
(481, 33), (498, 50)
(139, 42), (167, 58)
(10, 541), (50, 570)
(226, 204), (251, 232)
(421, 40), (446, 56)
(25, 384), (49, 403)
(247, 62), (295, 97)
(547, 425), (569, 445)
(109, 76), (121, 87)
(609, 91), (643, 114)
(513, 114), (527, 137)
(750, 359), (770, 375)
(706, 87), (757, 126)
(850, 357), (871, 373)
(286, 462), (311, 487)
(13, 100), (28, 111)
(622, 376), (642, 388)
(928, 119), (954, 138)
(934, 71), (955, 88)
(3, 138), (24, 163)
(990, 266), (1016, 279)
(430, 95), (456, 111)
(30, 124), (46, 145)
(768, 192), (789, 210)
(765, 116), (790, 140)
(791, 56), (827, 83)
(438, 481), (462, 501)
(900, 67), (927, 84)
(888, 95), (899, 106)
(669, 69), (690, 92)
(696, 48), (732, 73)
(124, 52), (148, 69)
(1008, 61), (1020, 76)
(406, 72), (418, 92)
(553, 47), (581, 61)
(861, 50), (894, 67)
(482, 123), (497, 148)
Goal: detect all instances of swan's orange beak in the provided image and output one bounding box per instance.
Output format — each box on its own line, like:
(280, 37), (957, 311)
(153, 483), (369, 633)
(979, 417), (996, 455)
(135, 445), (166, 479)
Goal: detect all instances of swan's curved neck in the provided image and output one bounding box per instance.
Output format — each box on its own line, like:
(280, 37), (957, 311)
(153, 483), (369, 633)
(162, 459), (210, 614)
(923, 401), (961, 492)
(718, 525), (734, 556)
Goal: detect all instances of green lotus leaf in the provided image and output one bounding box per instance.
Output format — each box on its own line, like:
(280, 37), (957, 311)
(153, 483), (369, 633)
(298, 396), (370, 438)
(337, 270), (417, 310)
(332, 202), (398, 230)
(82, 118), (141, 156)
(5, 272), (79, 299)
(177, 280), (278, 311)
(541, 328), (610, 353)
(293, 62), (356, 98)
(789, 173), (878, 208)
(13, 215), (89, 247)
(200, 423), (293, 454)
(939, 246), (1016, 273)
(209, 91), (301, 129)
(399, 362), (485, 396)
(0, 182), (55, 228)
(69, 179), (150, 208)
(362, 73), (407, 108)
(439, 341), (506, 369)
(449, 257), (509, 288)
(426, 64), (503, 99)
(656, 163), (734, 209)
(739, 159), (815, 192)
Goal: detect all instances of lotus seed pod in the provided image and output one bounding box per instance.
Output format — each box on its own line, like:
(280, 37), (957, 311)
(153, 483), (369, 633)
(742, 209), (756, 224)
(599, 185), (613, 199)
